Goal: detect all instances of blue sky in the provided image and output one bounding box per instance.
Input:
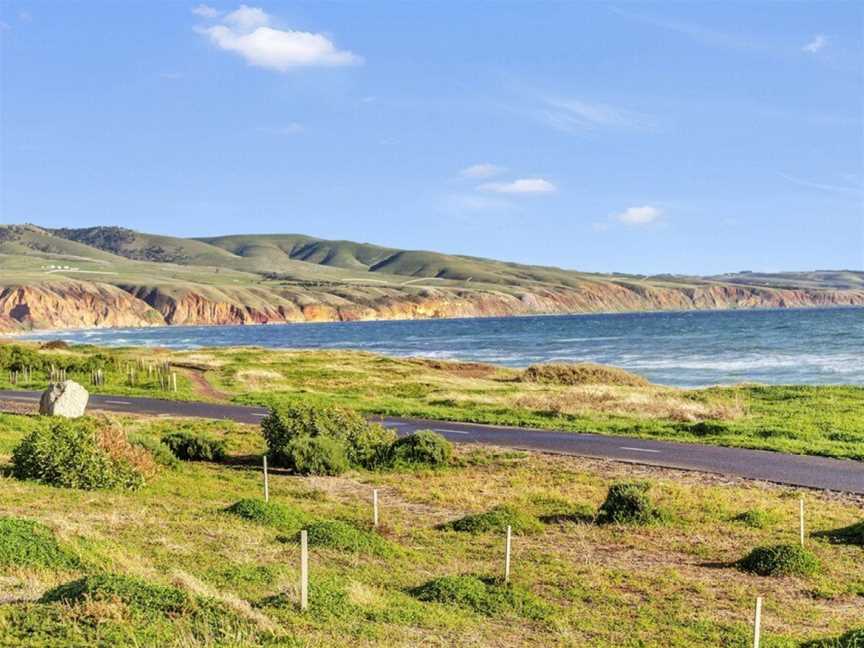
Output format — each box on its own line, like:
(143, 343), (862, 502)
(1, 1), (861, 275)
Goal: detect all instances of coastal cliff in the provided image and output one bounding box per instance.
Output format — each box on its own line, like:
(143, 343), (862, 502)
(1, 279), (862, 333)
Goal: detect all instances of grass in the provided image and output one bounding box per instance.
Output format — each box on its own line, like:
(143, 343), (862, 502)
(445, 504), (544, 535)
(0, 411), (862, 646)
(301, 520), (398, 557)
(0, 517), (80, 570)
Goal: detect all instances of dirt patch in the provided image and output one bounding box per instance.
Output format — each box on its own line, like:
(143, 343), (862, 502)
(180, 368), (229, 402)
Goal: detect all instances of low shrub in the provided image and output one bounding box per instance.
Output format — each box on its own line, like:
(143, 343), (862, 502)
(346, 423), (396, 470)
(814, 520), (864, 547)
(41, 574), (190, 616)
(129, 433), (179, 468)
(303, 520), (396, 557)
(737, 544), (820, 577)
(387, 430), (452, 468)
(801, 628), (864, 648)
(596, 481), (665, 525)
(162, 430), (226, 462)
(732, 509), (780, 529)
(520, 362), (649, 387)
(11, 418), (153, 491)
(286, 436), (349, 476)
(446, 504), (543, 535)
(0, 517), (80, 570)
(411, 575), (550, 620)
(224, 499), (309, 531)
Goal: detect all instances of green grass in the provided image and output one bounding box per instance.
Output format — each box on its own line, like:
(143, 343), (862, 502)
(0, 412), (862, 646)
(0, 517), (80, 570)
(301, 519), (398, 557)
(445, 504), (544, 535)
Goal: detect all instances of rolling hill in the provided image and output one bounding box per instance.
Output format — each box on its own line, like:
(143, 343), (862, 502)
(0, 224), (861, 333)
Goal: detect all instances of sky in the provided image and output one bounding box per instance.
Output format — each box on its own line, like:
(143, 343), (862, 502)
(1, 1), (862, 275)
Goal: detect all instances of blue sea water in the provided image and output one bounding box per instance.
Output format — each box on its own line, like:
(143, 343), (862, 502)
(16, 307), (864, 387)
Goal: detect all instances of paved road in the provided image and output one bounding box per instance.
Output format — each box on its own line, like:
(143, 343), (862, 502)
(2, 389), (863, 495)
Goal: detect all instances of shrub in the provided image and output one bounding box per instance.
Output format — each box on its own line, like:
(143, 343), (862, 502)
(11, 418), (153, 491)
(446, 505), (543, 535)
(387, 430), (452, 468)
(732, 509), (779, 529)
(224, 499), (309, 531)
(520, 362), (649, 387)
(801, 628), (864, 648)
(162, 430), (226, 462)
(411, 575), (550, 620)
(346, 423), (396, 470)
(286, 436), (349, 476)
(129, 433), (179, 468)
(303, 520), (396, 557)
(261, 401), (368, 467)
(0, 517), (80, 570)
(596, 481), (665, 525)
(737, 544), (820, 577)
(41, 574), (190, 616)
(814, 520), (864, 547)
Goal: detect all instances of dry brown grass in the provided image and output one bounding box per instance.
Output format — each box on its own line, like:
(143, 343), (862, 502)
(94, 417), (158, 479)
(520, 362), (650, 387)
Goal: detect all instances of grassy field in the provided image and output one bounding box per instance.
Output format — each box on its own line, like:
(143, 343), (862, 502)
(2, 342), (864, 461)
(0, 411), (862, 647)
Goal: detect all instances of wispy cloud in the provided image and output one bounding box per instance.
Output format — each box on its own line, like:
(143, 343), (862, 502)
(802, 34), (827, 54)
(258, 123), (304, 135)
(779, 172), (862, 195)
(461, 163), (504, 179)
(614, 205), (663, 225)
(538, 97), (655, 134)
(196, 5), (362, 72)
(611, 8), (760, 52)
(479, 178), (556, 195)
(192, 4), (222, 18)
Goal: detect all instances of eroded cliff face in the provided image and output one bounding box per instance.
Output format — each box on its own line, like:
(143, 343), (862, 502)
(0, 279), (862, 333)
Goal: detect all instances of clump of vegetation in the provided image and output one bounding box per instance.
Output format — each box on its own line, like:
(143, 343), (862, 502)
(262, 401), (367, 460)
(411, 575), (550, 620)
(732, 508), (780, 529)
(285, 436), (349, 476)
(814, 520), (864, 547)
(224, 499), (309, 531)
(596, 481), (666, 525)
(387, 430), (452, 468)
(303, 520), (397, 557)
(0, 517), (80, 570)
(737, 544), (820, 577)
(446, 504), (543, 535)
(41, 574), (190, 616)
(129, 433), (179, 468)
(345, 423), (397, 470)
(11, 418), (155, 491)
(520, 362), (649, 387)
(801, 628), (864, 648)
(163, 430), (226, 462)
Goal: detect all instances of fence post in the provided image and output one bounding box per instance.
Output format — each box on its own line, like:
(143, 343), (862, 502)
(373, 489), (379, 528)
(504, 525), (512, 584)
(753, 596), (762, 648)
(799, 498), (805, 547)
(300, 530), (309, 611)
(263, 455), (269, 503)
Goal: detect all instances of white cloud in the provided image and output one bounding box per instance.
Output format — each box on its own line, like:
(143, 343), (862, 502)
(461, 163), (504, 179)
(197, 5), (362, 71)
(192, 4), (221, 18)
(614, 205), (662, 225)
(479, 178), (556, 195)
(802, 34), (827, 54)
(539, 98), (654, 133)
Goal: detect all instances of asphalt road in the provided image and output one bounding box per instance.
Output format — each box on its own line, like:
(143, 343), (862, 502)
(2, 389), (863, 495)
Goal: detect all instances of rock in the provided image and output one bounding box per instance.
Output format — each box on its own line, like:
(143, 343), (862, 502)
(39, 381), (89, 418)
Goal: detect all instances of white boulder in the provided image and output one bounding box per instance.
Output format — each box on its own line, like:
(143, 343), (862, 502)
(39, 381), (89, 418)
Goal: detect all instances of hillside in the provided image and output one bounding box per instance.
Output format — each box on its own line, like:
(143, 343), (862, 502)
(0, 224), (862, 333)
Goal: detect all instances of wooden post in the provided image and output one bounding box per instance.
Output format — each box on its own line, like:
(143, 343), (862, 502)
(300, 530), (309, 611)
(799, 498), (805, 547)
(172, 373), (177, 392)
(263, 455), (269, 503)
(373, 489), (379, 528)
(753, 596), (762, 648)
(504, 525), (512, 584)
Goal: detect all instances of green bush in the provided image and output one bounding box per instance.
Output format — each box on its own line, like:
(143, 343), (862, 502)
(732, 509), (779, 529)
(596, 481), (665, 525)
(41, 574), (190, 616)
(261, 401), (368, 466)
(737, 544), (820, 577)
(162, 430), (226, 462)
(411, 575), (550, 620)
(286, 436), (349, 476)
(814, 520), (863, 547)
(346, 423), (396, 470)
(446, 505), (543, 535)
(224, 499), (309, 531)
(801, 628), (864, 648)
(11, 419), (150, 491)
(303, 519), (396, 557)
(0, 517), (80, 570)
(387, 430), (452, 467)
(129, 433), (179, 468)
